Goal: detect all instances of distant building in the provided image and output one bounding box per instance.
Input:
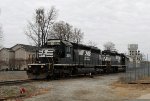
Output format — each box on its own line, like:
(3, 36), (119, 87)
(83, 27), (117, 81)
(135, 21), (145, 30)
(0, 44), (37, 70)
(128, 44), (142, 67)
(0, 48), (14, 70)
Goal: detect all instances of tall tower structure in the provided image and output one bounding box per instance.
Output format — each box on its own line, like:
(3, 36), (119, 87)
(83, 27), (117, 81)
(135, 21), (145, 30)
(128, 44), (142, 63)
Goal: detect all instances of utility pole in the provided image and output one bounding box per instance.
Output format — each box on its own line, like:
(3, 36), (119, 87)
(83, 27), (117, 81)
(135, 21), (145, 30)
(147, 54), (149, 76)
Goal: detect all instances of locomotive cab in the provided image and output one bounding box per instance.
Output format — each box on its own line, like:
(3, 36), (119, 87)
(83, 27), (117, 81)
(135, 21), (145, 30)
(27, 39), (73, 79)
(46, 39), (73, 64)
(38, 39), (73, 63)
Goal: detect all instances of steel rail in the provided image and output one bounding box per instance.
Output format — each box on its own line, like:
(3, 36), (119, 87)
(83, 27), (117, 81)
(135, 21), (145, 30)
(0, 79), (33, 86)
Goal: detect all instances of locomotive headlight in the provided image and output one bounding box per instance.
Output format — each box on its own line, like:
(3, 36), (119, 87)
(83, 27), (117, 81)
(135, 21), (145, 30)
(41, 65), (44, 68)
(29, 66), (31, 68)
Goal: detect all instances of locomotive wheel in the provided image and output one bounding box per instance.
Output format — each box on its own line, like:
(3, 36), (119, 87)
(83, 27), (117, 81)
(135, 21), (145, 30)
(113, 67), (118, 73)
(103, 69), (107, 73)
(46, 75), (51, 80)
(89, 73), (93, 78)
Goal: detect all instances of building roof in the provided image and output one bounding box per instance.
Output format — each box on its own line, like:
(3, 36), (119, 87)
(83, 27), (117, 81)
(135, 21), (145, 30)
(11, 44), (38, 52)
(20, 44), (38, 52)
(0, 48), (14, 52)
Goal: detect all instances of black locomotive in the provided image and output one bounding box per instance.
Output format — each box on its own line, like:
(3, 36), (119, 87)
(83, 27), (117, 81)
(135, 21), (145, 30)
(27, 39), (127, 79)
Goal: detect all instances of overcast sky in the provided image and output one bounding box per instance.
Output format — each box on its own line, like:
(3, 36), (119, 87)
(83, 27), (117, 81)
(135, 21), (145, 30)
(0, 0), (150, 54)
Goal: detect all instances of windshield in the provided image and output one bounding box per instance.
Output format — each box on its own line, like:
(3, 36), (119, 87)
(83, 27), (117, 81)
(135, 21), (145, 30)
(47, 40), (61, 46)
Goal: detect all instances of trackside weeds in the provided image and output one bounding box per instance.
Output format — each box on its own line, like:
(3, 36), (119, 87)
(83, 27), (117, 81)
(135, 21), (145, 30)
(0, 83), (50, 100)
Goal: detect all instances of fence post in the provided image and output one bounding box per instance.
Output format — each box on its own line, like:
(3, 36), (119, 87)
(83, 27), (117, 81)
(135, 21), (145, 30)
(135, 62), (136, 81)
(148, 55), (149, 77)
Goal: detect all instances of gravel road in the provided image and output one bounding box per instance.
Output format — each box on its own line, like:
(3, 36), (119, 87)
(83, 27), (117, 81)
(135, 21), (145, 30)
(1, 72), (150, 101)
(25, 74), (124, 101)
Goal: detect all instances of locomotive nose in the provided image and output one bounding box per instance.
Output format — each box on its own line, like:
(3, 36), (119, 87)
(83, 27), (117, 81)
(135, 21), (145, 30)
(46, 49), (54, 57)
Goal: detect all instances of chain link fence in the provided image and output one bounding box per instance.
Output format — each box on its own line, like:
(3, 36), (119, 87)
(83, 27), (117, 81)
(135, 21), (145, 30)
(122, 61), (150, 83)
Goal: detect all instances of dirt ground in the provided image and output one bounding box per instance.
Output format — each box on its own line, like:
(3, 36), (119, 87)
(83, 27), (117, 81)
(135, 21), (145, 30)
(112, 78), (150, 100)
(24, 74), (150, 101)
(2, 73), (150, 101)
(24, 74), (128, 101)
(112, 82), (150, 99)
(0, 81), (51, 100)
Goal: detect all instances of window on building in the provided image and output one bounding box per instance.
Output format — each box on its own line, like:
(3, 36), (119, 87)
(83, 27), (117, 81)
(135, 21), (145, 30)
(28, 54), (31, 59)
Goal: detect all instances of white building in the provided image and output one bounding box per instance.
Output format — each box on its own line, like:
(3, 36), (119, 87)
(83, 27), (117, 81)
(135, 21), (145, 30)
(0, 44), (37, 70)
(0, 48), (15, 70)
(128, 44), (142, 67)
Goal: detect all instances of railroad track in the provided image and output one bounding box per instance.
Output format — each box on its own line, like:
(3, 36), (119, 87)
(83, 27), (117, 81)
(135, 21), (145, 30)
(0, 72), (124, 86)
(0, 79), (33, 86)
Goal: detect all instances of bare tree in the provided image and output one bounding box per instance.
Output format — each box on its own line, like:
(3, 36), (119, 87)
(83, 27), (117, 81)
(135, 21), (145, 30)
(103, 42), (116, 51)
(25, 7), (57, 46)
(72, 28), (83, 44)
(87, 40), (97, 47)
(50, 21), (72, 41)
(25, 7), (84, 45)
(50, 21), (84, 43)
